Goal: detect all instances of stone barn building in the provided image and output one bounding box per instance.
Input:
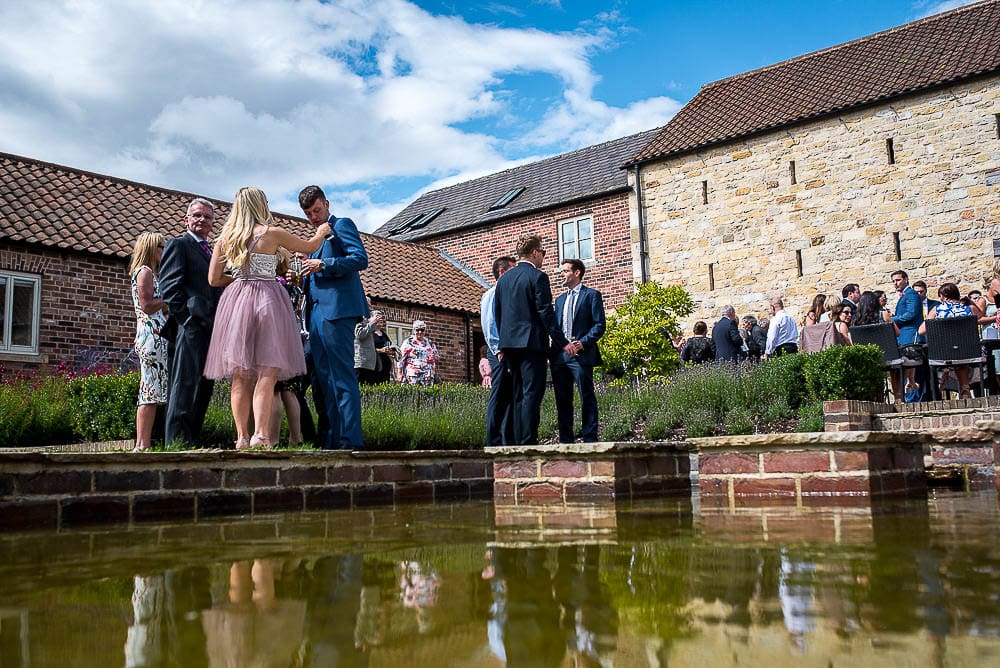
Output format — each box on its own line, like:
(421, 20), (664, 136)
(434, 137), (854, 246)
(0, 153), (484, 382)
(625, 0), (1000, 323)
(375, 129), (658, 310)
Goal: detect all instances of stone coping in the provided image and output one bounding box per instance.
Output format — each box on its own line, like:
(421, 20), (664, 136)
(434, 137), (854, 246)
(0, 448), (490, 464)
(485, 441), (691, 457)
(689, 431), (928, 451)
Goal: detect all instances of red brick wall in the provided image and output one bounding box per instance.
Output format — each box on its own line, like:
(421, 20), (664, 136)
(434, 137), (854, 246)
(0, 244), (474, 383)
(418, 191), (635, 309)
(0, 243), (133, 373)
(371, 299), (473, 383)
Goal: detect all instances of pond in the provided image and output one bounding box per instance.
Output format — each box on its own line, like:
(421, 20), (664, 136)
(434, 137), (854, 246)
(0, 491), (998, 666)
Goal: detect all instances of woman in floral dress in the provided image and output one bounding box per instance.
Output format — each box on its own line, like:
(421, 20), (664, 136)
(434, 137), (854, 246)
(130, 232), (169, 451)
(399, 320), (439, 385)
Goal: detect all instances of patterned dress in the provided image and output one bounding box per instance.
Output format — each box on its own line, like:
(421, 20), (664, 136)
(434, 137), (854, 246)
(131, 266), (169, 405)
(400, 335), (438, 385)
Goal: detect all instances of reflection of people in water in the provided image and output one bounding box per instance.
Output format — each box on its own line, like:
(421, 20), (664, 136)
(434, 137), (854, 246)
(553, 545), (619, 666)
(202, 559), (306, 668)
(399, 560), (442, 634)
(778, 549), (816, 655)
(125, 575), (165, 668)
(494, 547), (566, 667)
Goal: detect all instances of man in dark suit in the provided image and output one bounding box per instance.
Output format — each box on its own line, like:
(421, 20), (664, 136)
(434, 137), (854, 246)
(711, 305), (744, 362)
(841, 283), (860, 313)
(551, 259), (605, 443)
(911, 280), (940, 318)
(299, 186), (369, 450)
(159, 198), (223, 446)
(494, 235), (575, 445)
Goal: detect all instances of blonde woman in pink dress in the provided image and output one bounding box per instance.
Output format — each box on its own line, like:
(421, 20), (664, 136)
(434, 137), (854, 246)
(205, 187), (330, 449)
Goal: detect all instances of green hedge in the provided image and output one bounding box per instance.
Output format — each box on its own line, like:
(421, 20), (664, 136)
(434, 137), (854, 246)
(0, 344), (888, 448)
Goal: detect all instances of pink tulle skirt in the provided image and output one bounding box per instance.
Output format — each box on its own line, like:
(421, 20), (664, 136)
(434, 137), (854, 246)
(204, 278), (306, 381)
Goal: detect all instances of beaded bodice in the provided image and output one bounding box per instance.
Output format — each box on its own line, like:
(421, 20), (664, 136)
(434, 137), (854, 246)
(235, 228), (277, 279)
(238, 252), (277, 278)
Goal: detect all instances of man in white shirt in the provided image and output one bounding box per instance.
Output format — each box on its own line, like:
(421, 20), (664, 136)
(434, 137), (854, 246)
(480, 256), (515, 445)
(765, 297), (799, 357)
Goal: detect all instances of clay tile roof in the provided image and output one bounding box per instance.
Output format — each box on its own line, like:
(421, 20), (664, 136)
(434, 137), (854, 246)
(628, 0), (1000, 164)
(361, 234), (486, 313)
(0, 151), (484, 314)
(374, 128), (659, 242)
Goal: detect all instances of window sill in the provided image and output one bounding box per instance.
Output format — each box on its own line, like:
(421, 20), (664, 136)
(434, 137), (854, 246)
(0, 351), (48, 364)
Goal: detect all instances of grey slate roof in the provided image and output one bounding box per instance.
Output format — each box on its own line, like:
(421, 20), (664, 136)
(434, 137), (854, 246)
(374, 128), (659, 241)
(628, 0), (1000, 164)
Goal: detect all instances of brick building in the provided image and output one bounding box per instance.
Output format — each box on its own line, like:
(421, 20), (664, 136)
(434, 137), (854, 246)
(626, 0), (1000, 324)
(374, 129), (659, 310)
(0, 153), (484, 382)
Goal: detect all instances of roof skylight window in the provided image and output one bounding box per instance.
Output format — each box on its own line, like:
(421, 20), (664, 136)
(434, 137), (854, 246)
(408, 207), (445, 230)
(489, 186), (526, 210)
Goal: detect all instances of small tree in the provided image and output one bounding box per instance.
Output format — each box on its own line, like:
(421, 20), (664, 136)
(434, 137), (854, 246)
(599, 282), (694, 381)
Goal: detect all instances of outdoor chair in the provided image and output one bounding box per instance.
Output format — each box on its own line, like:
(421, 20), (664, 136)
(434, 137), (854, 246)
(924, 315), (987, 400)
(850, 322), (920, 402)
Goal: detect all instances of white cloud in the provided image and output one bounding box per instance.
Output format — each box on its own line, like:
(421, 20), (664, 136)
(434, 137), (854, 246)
(914, 0), (979, 19)
(0, 0), (679, 230)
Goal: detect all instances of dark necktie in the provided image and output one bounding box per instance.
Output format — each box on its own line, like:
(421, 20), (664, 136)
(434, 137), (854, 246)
(199, 239), (211, 257)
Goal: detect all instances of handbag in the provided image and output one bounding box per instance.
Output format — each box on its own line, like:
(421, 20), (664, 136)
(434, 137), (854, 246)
(899, 331), (925, 365)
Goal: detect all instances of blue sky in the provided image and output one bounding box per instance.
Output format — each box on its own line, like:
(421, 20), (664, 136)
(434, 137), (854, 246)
(0, 0), (974, 230)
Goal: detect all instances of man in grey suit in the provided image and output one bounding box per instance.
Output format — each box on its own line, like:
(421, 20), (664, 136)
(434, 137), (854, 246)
(494, 235), (575, 445)
(159, 198), (222, 446)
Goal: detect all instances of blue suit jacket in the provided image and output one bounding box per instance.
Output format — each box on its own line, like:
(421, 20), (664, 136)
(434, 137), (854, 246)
(304, 215), (369, 325)
(553, 286), (606, 367)
(893, 286), (925, 344)
(495, 261), (568, 352)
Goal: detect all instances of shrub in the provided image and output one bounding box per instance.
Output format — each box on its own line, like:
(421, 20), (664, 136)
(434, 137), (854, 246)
(684, 407), (717, 438)
(748, 353), (808, 411)
(724, 406), (755, 435)
(599, 282), (694, 381)
(0, 384), (32, 447)
(796, 402), (826, 432)
(361, 383), (487, 450)
(67, 372), (140, 442)
(762, 397), (795, 423)
(803, 344), (884, 402)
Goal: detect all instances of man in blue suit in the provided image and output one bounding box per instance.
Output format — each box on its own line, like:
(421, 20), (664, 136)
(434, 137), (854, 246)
(299, 186), (369, 450)
(494, 235), (575, 445)
(892, 269), (925, 401)
(551, 259), (606, 443)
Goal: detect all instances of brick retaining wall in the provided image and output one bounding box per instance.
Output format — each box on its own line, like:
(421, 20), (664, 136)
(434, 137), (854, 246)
(691, 432), (928, 504)
(487, 443), (691, 503)
(0, 450), (493, 531)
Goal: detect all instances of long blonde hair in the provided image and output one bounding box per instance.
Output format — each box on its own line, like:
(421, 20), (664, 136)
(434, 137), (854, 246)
(216, 187), (274, 270)
(130, 232), (165, 276)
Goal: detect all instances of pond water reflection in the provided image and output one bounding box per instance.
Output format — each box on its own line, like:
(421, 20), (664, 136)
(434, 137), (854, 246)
(0, 491), (998, 667)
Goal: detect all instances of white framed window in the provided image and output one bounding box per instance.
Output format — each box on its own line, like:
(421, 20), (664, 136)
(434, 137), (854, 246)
(385, 321), (411, 348)
(0, 271), (41, 355)
(559, 214), (594, 261)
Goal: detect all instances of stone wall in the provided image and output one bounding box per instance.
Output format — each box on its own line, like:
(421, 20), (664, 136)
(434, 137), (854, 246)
(635, 75), (1000, 325)
(421, 190), (636, 310)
